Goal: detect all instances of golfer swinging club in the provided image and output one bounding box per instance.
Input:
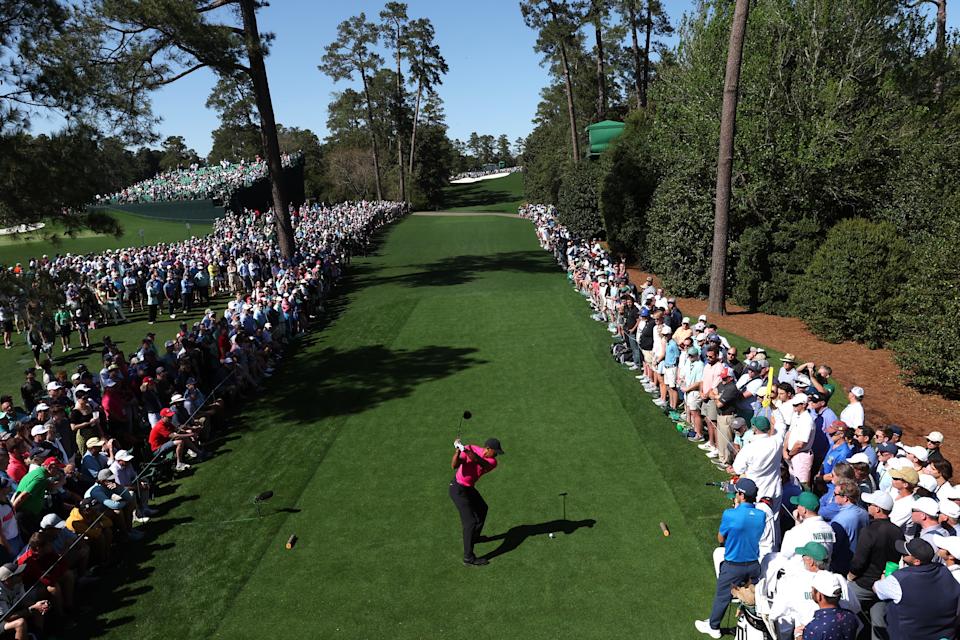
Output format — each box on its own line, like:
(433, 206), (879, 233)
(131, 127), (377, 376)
(450, 436), (504, 566)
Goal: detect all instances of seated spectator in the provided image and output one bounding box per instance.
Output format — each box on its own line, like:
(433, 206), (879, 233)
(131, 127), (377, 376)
(802, 571), (859, 640)
(79, 437), (109, 480)
(17, 531), (75, 617)
(84, 470), (143, 541)
(0, 561), (50, 640)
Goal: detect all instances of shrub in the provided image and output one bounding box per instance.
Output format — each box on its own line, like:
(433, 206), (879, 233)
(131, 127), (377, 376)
(790, 219), (909, 348)
(557, 161), (602, 239)
(893, 211), (960, 395)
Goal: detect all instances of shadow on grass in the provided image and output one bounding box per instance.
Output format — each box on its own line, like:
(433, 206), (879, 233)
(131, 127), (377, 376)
(349, 251), (557, 289)
(442, 183), (520, 210)
(480, 518), (597, 561)
(268, 344), (486, 425)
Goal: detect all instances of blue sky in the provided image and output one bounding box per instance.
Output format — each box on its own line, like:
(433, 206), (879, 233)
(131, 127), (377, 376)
(31, 1), (956, 156)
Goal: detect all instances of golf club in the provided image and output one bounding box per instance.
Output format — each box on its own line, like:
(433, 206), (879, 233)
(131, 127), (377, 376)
(457, 410), (472, 440)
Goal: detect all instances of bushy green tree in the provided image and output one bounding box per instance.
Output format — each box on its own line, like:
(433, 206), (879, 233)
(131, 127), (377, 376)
(790, 219), (909, 348)
(557, 161), (602, 238)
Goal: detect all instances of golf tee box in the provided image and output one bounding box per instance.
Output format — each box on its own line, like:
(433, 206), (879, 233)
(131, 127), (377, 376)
(286, 534), (298, 550)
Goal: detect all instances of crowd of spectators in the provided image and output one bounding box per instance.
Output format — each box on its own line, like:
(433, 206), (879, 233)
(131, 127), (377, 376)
(448, 166), (523, 182)
(96, 154), (301, 205)
(524, 203), (960, 640)
(0, 199), (406, 635)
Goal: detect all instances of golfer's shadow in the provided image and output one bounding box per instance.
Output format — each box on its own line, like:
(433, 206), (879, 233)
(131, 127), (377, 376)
(479, 518), (596, 560)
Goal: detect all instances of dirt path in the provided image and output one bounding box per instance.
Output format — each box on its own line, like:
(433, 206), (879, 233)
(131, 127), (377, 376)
(412, 211), (520, 218)
(628, 268), (960, 461)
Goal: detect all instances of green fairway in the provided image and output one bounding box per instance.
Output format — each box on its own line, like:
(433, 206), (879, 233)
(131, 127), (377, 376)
(79, 213), (735, 639)
(442, 172), (524, 213)
(0, 210), (213, 267)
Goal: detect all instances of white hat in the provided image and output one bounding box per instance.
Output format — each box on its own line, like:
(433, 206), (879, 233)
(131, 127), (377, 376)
(661, 325), (672, 335)
(96, 468), (115, 482)
(790, 393), (809, 406)
(70, 373), (81, 381)
(795, 374), (811, 387)
(30, 424), (49, 436)
(933, 534), (960, 558)
(681, 316), (690, 324)
(928, 431), (945, 444)
(941, 501), (960, 520)
(918, 473), (938, 492)
(912, 496), (940, 517)
(85, 437), (105, 448)
(811, 571), (842, 598)
(115, 449), (134, 462)
(850, 386), (865, 399)
(40, 513), (66, 529)
(34, 402), (49, 411)
(945, 485), (960, 501)
(904, 445), (929, 462)
(862, 490), (894, 511)
(75, 384), (90, 392)
(697, 314), (707, 322)
(170, 393), (185, 403)
(846, 453), (871, 465)
(695, 333), (707, 343)
(0, 563), (26, 581)
(46, 382), (61, 391)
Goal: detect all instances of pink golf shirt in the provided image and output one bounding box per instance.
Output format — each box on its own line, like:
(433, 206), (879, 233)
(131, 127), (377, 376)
(701, 361), (725, 396)
(455, 445), (497, 488)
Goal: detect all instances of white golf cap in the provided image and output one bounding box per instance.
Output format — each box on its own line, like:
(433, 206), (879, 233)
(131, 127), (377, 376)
(811, 571), (842, 598)
(170, 393), (184, 403)
(846, 452), (871, 465)
(850, 386), (865, 398)
(70, 373), (81, 381)
(34, 402), (49, 411)
(918, 473), (938, 492)
(698, 314), (707, 321)
(795, 374), (811, 387)
(40, 513), (66, 529)
(30, 424), (49, 436)
(928, 431), (945, 443)
(940, 501), (960, 520)
(661, 325), (672, 334)
(862, 490), (894, 511)
(912, 496), (940, 517)
(115, 449), (134, 462)
(946, 485), (960, 501)
(790, 393), (809, 406)
(681, 317), (690, 324)
(904, 445), (929, 462)
(932, 535), (960, 558)
(75, 384), (90, 392)
(46, 382), (61, 391)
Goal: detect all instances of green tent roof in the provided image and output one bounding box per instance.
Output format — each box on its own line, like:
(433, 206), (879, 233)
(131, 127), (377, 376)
(586, 120), (626, 156)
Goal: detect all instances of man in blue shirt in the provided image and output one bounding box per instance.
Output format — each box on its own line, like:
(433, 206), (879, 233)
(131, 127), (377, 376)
(803, 571), (858, 640)
(829, 480), (869, 574)
(696, 478), (766, 639)
(821, 421), (853, 480)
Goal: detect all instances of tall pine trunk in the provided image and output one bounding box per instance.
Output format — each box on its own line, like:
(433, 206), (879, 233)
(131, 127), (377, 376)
(238, 0), (294, 258)
(707, 0), (750, 315)
(559, 41), (581, 163)
(629, 2), (643, 108)
(408, 79), (423, 175)
(642, 0), (652, 108)
(594, 14), (607, 117)
(394, 24), (406, 202)
(359, 69), (384, 200)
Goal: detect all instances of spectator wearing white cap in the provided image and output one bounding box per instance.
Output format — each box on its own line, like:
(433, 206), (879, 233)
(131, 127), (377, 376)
(925, 431), (945, 464)
(673, 316), (692, 345)
(848, 490), (904, 631)
(655, 325), (679, 410)
(802, 571), (859, 640)
(109, 449), (157, 520)
(931, 535), (960, 583)
(0, 561), (50, 638)
(839, 387), (865, 429)
(784, 393), (815, 489)
(84, 469), (143, 540)
(938, 500), (960, 535)
(902, 445), (929, 472)
(79, 437), (109, 480)
(910, 497), (948, 551)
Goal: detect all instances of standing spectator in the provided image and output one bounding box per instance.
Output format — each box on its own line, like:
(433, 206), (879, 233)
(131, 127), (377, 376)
(782, 491), (837, 562)
(784, 394), (815, 489)
(145, 273), (163, 325)
(874, 538), (960, 640)
(162, 276), (178, 319)
(731, 416), (784, 516)
(839, 387), (865, 429)
(932, 535), (960, 583)
(853, 426), (878, 469)
(18, 370), (42, 413)
(925, 431), (946, 464)
(909, 497), (947, 547)
(778, 354), (798, 386)
(695, 478), (765, 639)
(829, 481), (869, 574)
(889, 467), (919, 528)
(848, 490), (905, 639)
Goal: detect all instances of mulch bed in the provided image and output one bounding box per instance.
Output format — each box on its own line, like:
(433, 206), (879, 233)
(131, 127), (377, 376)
(628, 268), (960, 462)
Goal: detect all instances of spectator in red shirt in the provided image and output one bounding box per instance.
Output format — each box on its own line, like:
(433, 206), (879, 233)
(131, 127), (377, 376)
(149, 409), (205, 472)
(17, 530), (75, 618)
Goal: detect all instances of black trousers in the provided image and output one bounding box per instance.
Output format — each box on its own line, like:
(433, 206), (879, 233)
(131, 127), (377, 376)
(449, 480), (488, 561)
(148, 304), (158, 323)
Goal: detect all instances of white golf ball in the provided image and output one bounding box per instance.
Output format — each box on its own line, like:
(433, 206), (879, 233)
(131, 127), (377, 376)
(548, 533), (555, 538)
